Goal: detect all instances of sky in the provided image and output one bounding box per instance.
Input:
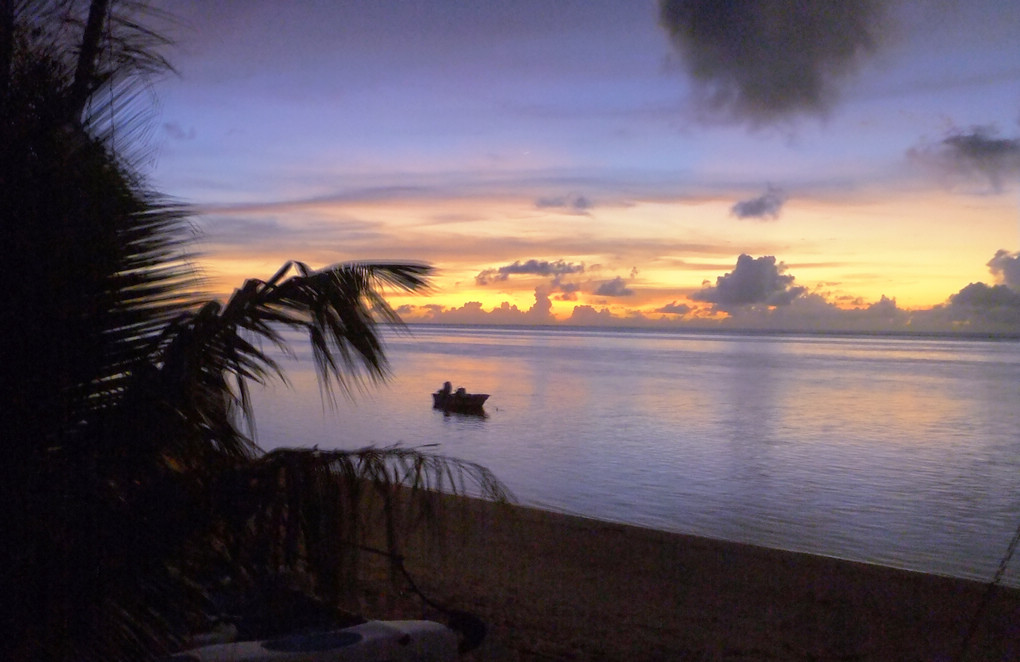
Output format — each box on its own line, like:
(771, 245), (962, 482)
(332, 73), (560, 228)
(147, 0), (1020, 333)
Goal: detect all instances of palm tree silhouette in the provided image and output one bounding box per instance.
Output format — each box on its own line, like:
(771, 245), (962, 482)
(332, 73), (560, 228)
(1, 3), (506, 659)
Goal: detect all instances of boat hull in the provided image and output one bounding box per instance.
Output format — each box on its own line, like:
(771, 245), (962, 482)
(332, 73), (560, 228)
(432, 391), (489, 414)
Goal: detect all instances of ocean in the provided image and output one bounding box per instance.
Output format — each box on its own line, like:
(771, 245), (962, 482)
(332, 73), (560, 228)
(251, 325), (1020, 585)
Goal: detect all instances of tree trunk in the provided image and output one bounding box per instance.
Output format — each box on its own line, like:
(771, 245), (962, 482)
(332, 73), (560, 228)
(68, 0), (112, 122)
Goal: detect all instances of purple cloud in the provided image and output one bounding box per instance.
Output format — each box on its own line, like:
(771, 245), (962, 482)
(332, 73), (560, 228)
(475, 259), (585, 285)
(693, 254), (806, 307)
(731, 185), (786, 220)
(535, 195), (593, 212)
(910, 127), (1020, 192)
(987, 249), (1020, 288)
(595, 277), (634, 297)
(656, 301), (691, 315)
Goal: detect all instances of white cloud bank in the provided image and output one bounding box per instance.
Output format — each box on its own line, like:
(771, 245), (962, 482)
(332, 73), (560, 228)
(396, 251), (1020, 335)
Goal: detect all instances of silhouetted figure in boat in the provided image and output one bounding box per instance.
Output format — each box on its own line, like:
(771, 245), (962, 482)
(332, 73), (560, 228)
(433, 382), (489, 415)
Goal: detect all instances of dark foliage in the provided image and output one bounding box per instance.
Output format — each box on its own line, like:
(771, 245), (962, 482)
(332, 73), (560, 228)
(0, 3), (507, 659)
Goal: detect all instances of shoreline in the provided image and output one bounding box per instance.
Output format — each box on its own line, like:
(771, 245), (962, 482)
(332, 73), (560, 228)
(360, 495), (1020, 661)
(504, 500), (1018, 588)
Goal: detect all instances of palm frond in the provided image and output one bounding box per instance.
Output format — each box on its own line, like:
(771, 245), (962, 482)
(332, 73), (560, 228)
(146, 260), (432, 458)
(209, 446), (511, 608)
(261, 261), (432, 398)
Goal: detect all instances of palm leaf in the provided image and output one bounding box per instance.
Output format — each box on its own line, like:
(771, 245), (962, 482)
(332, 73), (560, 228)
(208, 446), (512, 612)
(148, 260), (432, 459)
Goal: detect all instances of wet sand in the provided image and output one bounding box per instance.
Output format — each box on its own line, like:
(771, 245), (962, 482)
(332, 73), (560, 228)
(357, 496), (1020, 661)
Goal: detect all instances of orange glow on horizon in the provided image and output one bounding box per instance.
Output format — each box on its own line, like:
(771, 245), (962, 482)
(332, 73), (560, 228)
(191, 183), (1017, 328)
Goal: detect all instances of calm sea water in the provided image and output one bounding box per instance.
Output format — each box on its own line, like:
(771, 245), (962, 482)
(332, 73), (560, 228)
(251, 325), (1020, 585)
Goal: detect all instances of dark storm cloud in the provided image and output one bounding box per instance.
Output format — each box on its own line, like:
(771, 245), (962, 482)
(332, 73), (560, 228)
(731, 185), (786, 220)
(594, 277), (634, 297)
(475, 259), (585, 285)
(656, 301), (692, 315)
(658, 0), (884, 123)
(910, 127), (1020, 192)
(987, 250), (1020, 289)
(693, 254), (806, 306)
(535, 195), (593, 212)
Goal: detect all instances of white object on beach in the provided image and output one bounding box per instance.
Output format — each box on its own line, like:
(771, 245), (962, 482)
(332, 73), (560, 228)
(167, 620), (458, 661)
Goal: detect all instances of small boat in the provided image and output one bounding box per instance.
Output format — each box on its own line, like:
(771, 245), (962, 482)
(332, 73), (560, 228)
(432, 382), (489, 414)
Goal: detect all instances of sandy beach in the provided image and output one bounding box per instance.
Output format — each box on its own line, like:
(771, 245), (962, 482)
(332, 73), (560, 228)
(355, 495), (1020, 661)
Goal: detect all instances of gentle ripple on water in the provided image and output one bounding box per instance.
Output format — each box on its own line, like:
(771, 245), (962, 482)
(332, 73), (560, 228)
(251, 325), (1020, 585)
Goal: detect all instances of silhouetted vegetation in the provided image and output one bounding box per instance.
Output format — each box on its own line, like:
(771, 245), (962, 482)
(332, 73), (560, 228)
(0, 2), (506, 659)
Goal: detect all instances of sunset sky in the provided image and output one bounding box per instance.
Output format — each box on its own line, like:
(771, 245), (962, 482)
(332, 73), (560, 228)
(149, 0), (1020, 333)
